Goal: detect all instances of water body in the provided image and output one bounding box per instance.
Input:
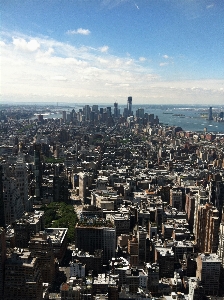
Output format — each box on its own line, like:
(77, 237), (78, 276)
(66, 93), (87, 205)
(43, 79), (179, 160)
(135, 105), (224, 133)
(36, 104), (224, 133)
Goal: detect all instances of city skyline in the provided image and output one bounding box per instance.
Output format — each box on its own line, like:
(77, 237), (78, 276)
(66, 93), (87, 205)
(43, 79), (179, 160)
(1, 0), (224, 105)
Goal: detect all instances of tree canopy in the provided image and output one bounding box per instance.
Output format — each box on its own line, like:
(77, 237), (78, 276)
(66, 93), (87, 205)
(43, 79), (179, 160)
(41, 202), (77, 242)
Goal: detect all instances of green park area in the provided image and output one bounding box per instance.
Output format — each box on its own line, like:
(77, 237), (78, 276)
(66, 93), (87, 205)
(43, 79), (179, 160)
(41, 202), (77, 242)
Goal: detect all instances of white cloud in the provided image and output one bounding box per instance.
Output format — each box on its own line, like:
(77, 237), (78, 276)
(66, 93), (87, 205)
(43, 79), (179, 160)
(1, 30), (224, 105)
(206, 4), (214, 9)
(139, 57), (146, 62)
(51, 76), (67, 81)
(67, 28), (91, 35)
(99, 45), (109, 53)
(101, 0), (129, 9)
(13, 38), (40, 52)
(160, 62), (169, 67)
(163, 55), (169, 59)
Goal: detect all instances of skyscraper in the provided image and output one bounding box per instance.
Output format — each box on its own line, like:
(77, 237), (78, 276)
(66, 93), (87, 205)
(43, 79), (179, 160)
(196, 253), (221, 296)
(208, 107), (213, 120)
(75, 218), (116, 264)
(127, 96), (132, 117)
(0, 228), (6, 299)
(15, 146), (30, 212)
(195, 203), (219, 253)
(114, 102), (118, 118)
(4, 250), (43, 300)
(0, 165), (5, 228)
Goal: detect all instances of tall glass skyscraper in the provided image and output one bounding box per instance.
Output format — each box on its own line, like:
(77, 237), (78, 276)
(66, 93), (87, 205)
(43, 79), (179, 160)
(127, 96), (132, 116)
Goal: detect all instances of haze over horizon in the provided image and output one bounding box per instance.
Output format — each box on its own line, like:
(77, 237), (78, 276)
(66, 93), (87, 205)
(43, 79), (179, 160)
(1, 0), (224, 105)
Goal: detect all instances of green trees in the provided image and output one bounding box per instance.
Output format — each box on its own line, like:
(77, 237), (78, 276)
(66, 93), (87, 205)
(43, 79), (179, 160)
(41, 202), (77, 242)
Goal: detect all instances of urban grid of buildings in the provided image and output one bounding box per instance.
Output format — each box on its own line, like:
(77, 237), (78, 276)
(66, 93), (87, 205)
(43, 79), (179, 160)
(0, 98), (224, 299)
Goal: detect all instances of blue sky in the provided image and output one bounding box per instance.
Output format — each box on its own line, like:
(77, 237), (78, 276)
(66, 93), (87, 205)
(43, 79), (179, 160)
(1, 0), (224, 105)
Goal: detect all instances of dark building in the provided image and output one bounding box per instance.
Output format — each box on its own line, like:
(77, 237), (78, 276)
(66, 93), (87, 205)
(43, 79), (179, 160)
(127, 96), (132, 117)
(72, 249), (103, 276)
(0, 165), (5, 228)
(0, 228), (6, 299)
(114, 102), (119, 118)
(4, 250), (43, 300)
(29, 232), (56, 284)
(75, 218), (116, 264)
(208, 107), (213, 120)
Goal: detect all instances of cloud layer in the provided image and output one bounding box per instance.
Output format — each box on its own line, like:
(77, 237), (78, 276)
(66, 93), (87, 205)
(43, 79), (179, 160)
(1, 31), (224, 104)
(66, 28), (91, 35)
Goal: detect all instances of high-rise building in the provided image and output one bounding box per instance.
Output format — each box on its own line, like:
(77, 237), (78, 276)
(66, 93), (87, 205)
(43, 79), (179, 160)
(0, 165), (5, 228)
(136, 108), (144, 119)
(218, 218), (224, 266)
(107, 106), (112, 117)
(138, 227), (147, 263)
(14, 211), (45, 248)
(208, 107), (213, 120)
(188, 278), (205, 300)
(29, 232), (56, 284)
(146, 263), (159, 295)
(114, 102), (119, 118)
(33, 143), (42, 203)
(79, 172), (88, 202)
(92, 105), (98, 113)
(170, 189), (183, 211)
(196, 253), (221, 296)
(127, 96), (132, 117)
(195, 203), (219, 253)
(75, 218), (116, 264)
(62, 110), (66, 122)
(84, 105), (91, 121)
(4, 249), (43, 300)
(3, 175), (23, 225)
(155, 246), (174, 279)
(0, 228), (6, 299)
(15, 146), (30, 212)
(128, 236), (139, 267)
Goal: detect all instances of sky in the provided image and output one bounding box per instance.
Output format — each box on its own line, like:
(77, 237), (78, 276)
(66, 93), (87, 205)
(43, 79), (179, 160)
(1, 0), (224, 105)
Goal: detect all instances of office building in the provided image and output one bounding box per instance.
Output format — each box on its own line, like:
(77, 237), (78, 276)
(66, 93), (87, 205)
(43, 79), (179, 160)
(72, 249), (103, 276)
(14, 210), (44, 248)
(79, 172), (88, 202)
(218, 221), (224, 266)
(62, 110), (66, 122)
(155, 246), (175, 279)
(196, 253), (221, 295)
(188, 278), (205, 300)
(127, 96), (132, 117)
(136, 108), (144, 119)
(75, 218), (116, 264)
(4, 249), (43, 300)
(45, 228), (68, 262)
(208, 107), (213, 120)
(15, 147), (30, 211)
(114, 102), (119, 118)
(195, 203), (219, 253)
(138, 227), (147, 263)
(128, 236), (139, 266)
(146, 263), (159, 295)
(0, 165), (5, 228)
(170, 189), (183, 211)
(3, 176), (23, 225)
(29, 231), (56, 284)
(0, 228), (6, 299)
(33, 144), (42, 203)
